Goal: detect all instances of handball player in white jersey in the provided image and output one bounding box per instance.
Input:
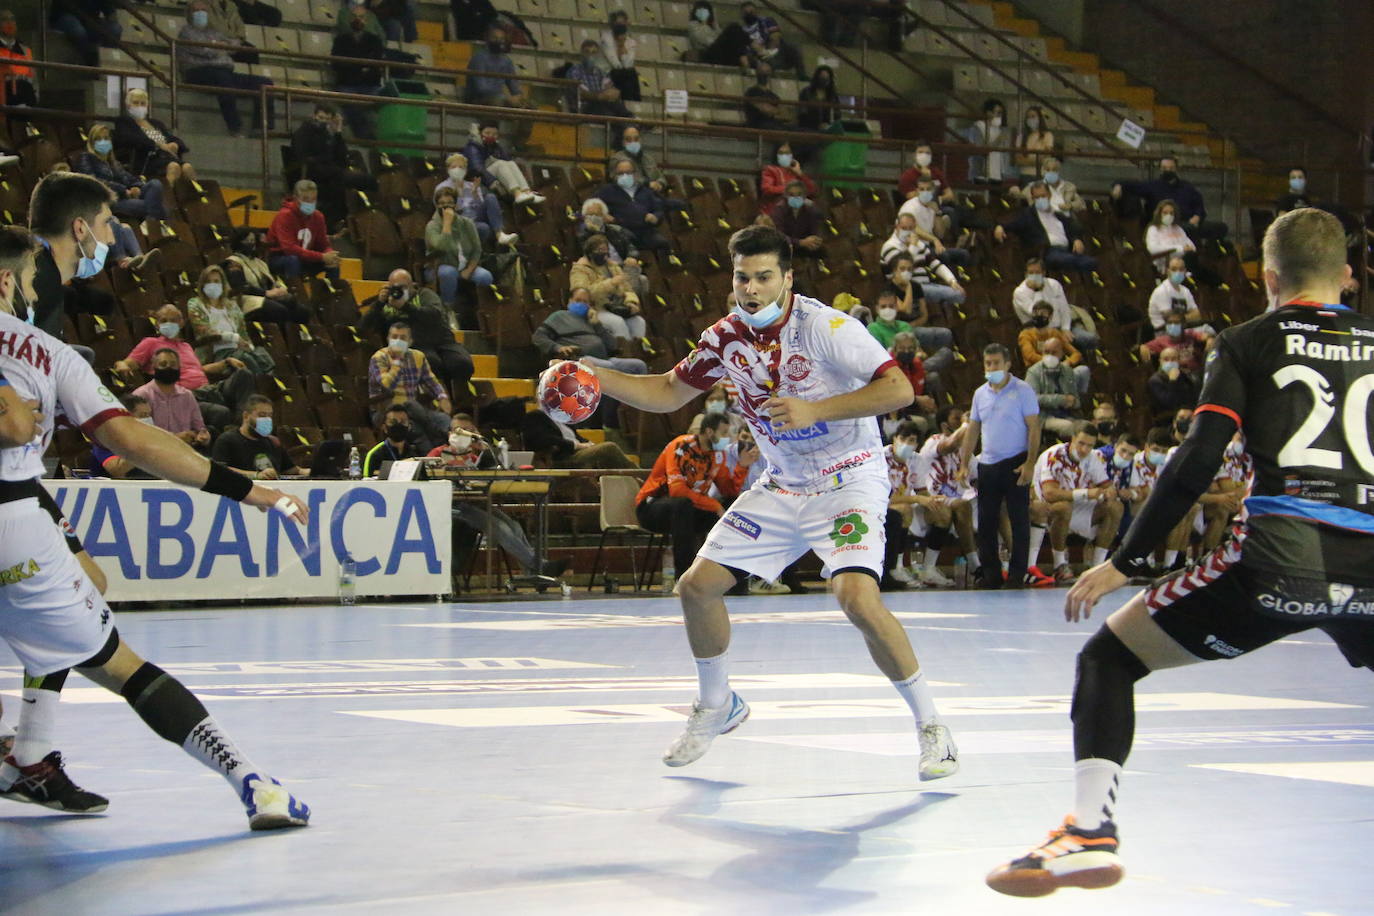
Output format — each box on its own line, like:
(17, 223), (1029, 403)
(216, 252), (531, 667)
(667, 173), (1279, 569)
(586, 225), (958, 778)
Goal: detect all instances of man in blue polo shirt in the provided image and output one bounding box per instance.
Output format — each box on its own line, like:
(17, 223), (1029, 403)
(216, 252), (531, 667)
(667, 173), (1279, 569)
(957, 343), (1041, 588)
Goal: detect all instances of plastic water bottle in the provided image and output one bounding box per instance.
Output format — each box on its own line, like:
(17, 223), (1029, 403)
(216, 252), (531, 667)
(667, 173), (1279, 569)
(954, 556), (968, 590)
(339, 556), (357, 606)
(347, 447), (361, 480)
(662, 553), (675, 593)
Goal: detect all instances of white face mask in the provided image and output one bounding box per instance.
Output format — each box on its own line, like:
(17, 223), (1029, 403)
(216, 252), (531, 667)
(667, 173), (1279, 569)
(897, 228), (912, 241)
(989, 115), (1003, 128)
(914, 152), (932, 167)
(894, 270), (911, 284)
(449, 433), (472, 451)
(1040, 354), (1061, 369)
(448, 167), (465, 182)
(137, 415), (157, 426)
(704, 400), (726, 414)
(128, 104), (149, 119)
(878, 307), (897, 322)
(1161, 212), (1175, 226)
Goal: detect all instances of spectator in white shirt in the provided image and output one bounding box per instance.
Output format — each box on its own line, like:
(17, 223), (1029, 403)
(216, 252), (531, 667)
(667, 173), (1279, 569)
(1011, 256), (1098, 352)
(880, 214), (965, 310)
(965, 98), (1009, 183)
(1145, 198), (1221, 286)
(1147, 254), (1203, 331)
(601, 10), (641, 102)
(1020, 155), (1084, 214)
(898, 176), (971, 268)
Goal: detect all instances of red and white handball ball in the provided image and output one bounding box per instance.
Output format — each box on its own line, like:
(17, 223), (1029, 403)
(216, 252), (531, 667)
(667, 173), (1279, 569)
(539, 360), (601, 424)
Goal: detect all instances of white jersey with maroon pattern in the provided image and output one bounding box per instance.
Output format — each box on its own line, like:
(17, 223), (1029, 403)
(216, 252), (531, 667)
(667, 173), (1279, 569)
(1032, 442), (1109, 501)
(0, 312), (128, 482)
(884, 444), (915, 495)
(674, 294), (897, 493)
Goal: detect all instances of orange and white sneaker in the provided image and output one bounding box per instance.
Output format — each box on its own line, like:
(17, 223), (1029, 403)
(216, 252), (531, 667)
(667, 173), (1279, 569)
(985, 815), (1123, 897)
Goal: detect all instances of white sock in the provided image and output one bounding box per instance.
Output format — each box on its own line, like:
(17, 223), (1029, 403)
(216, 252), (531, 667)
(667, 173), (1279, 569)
(1028, 525), (1047, 566)
(924, 547), (941, 568)
(964, 551), (980, 569)
(892, 670), (939, 728)
(1164, 549), (1179, 565)
(1052, 549), (1068, 569)
(1091, 546), (1109, 564)
(1073, 758), (1123, 829)
(694, 651), (731, 708)
(13, 686), (60, 767)
(183, 717), (257, 791)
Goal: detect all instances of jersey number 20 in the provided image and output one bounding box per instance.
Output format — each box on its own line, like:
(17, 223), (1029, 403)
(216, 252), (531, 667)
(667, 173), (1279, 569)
(1273, 365), (1374, 474)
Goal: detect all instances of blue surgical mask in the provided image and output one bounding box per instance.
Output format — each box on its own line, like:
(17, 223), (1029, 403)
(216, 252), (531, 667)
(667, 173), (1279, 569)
(894, 442), (914, 460)
(776, 153), (793, 167)
(1169, 270), (1186, 285)
(1161, 360), (1179, 374)
(568, 300), (590, 318)
(75, 226), (109, 280)
(624, 141), (641, 155)
(1034, 196), (1051, 212)
(733, 291), (785, 328)
(1165, 323), (1183, 337)
(159, 321), (180, 339)
(1113, 453), (1131, 469)
(616, 173), (636, 190)
(712, 437), (731, 451)
(254, 416), (273, 437)
(1227, 440), (1244, 457)
(298, 200), (317, 216)
(190, 10), (208, 28)
(93, 139), (113, 155)
(985, 369), (1007, 385)
(787, 195), (804, 209)
(388, 337), (409, 352)
(705, 400), (726, 414)
(695, 6), (710, 21)
(1148, 451), (1167, 466)
(917, 190), (934, 204)
(202, 282), (223, 300)
(1043, 170), (1059, 184)
(1289, 177), (1306, 193)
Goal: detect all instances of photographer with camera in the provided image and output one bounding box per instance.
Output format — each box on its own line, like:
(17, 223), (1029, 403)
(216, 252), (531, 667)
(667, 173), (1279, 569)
(360, 268), (474, 398)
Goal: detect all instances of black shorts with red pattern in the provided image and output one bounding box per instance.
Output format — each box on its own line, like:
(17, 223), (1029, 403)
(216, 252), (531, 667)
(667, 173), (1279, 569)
(1142, 529), (1374, 671)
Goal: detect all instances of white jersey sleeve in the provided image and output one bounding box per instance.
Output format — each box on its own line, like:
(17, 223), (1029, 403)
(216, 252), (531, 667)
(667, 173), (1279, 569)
(812, 309), (897, 384)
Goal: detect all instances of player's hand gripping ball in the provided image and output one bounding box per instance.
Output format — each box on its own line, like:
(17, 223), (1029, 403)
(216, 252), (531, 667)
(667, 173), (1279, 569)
(539, 361), (601, 424)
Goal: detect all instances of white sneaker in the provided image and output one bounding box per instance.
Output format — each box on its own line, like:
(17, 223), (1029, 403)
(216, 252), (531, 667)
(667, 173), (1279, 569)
(662, 691), (750, 767)
(515, 190), (546, 205)
(748, 578), (791, 595)
(918, 722), (959, 781)
(890, 565), (917, 585)
(496, 231), (519, 245)
(920, 565), (954, 588)
(240, 773), (310, 830)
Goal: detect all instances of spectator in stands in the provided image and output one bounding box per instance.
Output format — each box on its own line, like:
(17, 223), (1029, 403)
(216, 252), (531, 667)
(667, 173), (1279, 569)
(635, 413), (749, 580)
(463, 122), (546, 205)
(897, 176), (972, 268)
(797, 65), (838, 132)
(131, 349), (212, 450)
(965, 98), (1009, 183)
(898, 140), (952, 202)
(203, 0), (261, 63)
(426, 186), (493, 316)
(684, 1), (720, 61)
(601, 10), (642, 103)
(889, 331), (938, 417)
(1019, 300), (1090, 398)
(1013, 106), (1054, 182)
(176, 0), (275, 138)
(266, 179), (342, 282)
(1146, 254), (1203, 331)
(886, 276), (955, 370)
(362, 404), (423, 477)
(993, 181), (1098, 273)
(687, 383), (745, 436)
(531, 292), (648, 431)
(0, 10), (37, 109)
(428, 414), (499, 468)
(465, 25), (535, 147)
(1011, 256), (1098, 352)
(436, 152), (517, 247)
(187, 264), (275, 375)
(868, 290), (912, 349)
(90, 395), (158, 479)
(367, 320), (452, 451)
(224, 227), (312, 326)
(1020, 154), (1083, 214)
(743, 59), (790, 131)
(362, 270), (474, 393)
(115, 303), (258, 430)
(566, 38), (632, 119)
(76, 124), (168, 224)
(1275, 166), (1312, 213)
(609, 125), (669, 196)
(749, 16), (806, 81)
(330, 5), (387, 139)
(49, 0), (122, 67)
(115, 88), (195, 188)
(519, 409), (638, 470)
(333, 0), (383, 39)
(881, 217), (966, 311)
(1024, 336), (1084, 440)
(597, 159), (671, 256)
(1145, 198), (1197, 277)
(1113, 154), (1228, 244)
(769, 179), (823, 259)
(1140, 306), (1211, 374)
(577, 197), (642, 273)
(758, 141), (816, 214)
(1147, 344), (1199, 420)
(569, 238), (646, 341)
(289, 104), (376, 232)
(363, 0), (417, 43)
(1092, 401), (1122, 444)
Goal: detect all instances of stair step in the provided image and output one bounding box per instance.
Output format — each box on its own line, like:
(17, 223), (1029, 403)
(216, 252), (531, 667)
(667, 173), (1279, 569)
(340, 258), (363, 281)
(470, 354), (499, 376)
(479, 378), (535, 398)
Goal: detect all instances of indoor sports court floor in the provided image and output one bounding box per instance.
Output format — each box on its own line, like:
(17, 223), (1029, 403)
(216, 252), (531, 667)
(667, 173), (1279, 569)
(1, 588), (1370, 916)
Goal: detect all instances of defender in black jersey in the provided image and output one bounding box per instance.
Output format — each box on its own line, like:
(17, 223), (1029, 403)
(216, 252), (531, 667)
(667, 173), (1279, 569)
(987, 208), (1373, 897)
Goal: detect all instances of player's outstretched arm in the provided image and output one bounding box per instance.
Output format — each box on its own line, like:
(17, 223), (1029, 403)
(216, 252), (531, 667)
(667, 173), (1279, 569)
(587, 364), (702, 414)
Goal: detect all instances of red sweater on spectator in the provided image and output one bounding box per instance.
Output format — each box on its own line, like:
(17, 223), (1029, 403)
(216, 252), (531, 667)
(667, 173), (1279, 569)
(898, 164), (949, 198)
(266, 197), (333, 263)
(124, 336), (209, 389)
(758, 164), (817, 215)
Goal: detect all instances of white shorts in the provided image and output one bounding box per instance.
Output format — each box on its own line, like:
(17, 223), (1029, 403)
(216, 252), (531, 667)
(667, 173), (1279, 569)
(1071, 500), (1099, 541)
(0, 498), (113, 676)
(698, 471), (888, 582)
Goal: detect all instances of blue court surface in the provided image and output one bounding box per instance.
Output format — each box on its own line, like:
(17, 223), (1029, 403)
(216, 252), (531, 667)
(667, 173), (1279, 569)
(1, 588), (1370, 916)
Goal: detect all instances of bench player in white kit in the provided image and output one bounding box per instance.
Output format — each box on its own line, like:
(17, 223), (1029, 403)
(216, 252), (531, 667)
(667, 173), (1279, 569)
(586, 226), (959, 779)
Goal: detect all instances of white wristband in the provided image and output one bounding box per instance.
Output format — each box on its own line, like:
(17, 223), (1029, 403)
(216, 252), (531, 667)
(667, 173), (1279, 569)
(1073, 488), (1087, 500)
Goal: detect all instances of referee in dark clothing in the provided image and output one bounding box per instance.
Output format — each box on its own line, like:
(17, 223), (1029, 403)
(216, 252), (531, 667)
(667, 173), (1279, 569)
(957, 343), (1042, 588)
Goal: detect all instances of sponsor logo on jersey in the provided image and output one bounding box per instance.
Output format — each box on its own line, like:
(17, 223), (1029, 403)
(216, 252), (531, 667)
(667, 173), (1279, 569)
(772, 421), (829, 442)
(1203, 634), (1243, 658)
(1257, 590), (1374, 617)
(783, 354), (812, 381)
(828, 316), (846, 333)
(0, 558), (40, 587)
(1329, 582), (1355, 608)
(722, 512), (761, 540)
(828, 513), (868, 546)
(0, 331), (54, 376)
(1357, 484), (1374, 506)
(820, 450), (872, 476)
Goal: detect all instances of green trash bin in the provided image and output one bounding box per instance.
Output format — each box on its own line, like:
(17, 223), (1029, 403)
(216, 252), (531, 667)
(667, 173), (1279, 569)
(376, 78), (431, 158)
(820, 120), (872, 189)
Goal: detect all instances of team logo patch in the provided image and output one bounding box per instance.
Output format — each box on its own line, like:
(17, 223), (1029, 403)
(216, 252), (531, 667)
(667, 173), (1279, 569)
(828, 316), (845, 332)
(0, 558), (40, 587)
(828, 513), (868, 546)
(783, 354), (811, 381)
(723, 512), (761, 540)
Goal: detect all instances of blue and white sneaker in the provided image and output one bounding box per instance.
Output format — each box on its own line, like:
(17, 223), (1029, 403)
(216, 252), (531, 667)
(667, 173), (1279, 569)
(662, 691), (750, 767)
(240, 773), (310, 831)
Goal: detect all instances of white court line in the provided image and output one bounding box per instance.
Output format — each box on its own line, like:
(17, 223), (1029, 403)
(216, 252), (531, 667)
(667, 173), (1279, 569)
(0, 657), (615, 677)
(402, 610), (975, 631)
(1192, 761), (1374, 789)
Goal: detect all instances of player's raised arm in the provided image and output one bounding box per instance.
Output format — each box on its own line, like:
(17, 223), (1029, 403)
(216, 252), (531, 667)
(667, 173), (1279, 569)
(588, 364), (704, 414)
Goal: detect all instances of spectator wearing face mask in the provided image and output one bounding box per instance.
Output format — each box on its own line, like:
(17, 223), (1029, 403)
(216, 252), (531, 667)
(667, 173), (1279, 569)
(965, 98), (1009, 183)
(176, 0), (275, 138)
(576, 197), (638, 263)
(428, 413), (499, 468)
(290, 104), (379, 230)
(90, 395), (159, 478)
(896, 177), (972, 268)
(363, 404), (425, 477)
(426, 186), (494, 314)
(114, 87), (195, 187)
(1013, 106), (1054, 182)
(1019, 155), (1083, 214)
(596, 160), (671, 256)
(362, 269), (475, 391)
(213, 394), (302, 479)
(76, 124), (168, 224)
(462, 122), (545, 204)
(881, 217), (966, 311)
(759, 142), (816, 215)
(1024, 336), (1084, 440)
(531, 294), (648, 431)
(435, 152), (517, 247)
(798, 66), (839, 132)
(131, 350), (213, 449)
(1011, 257), (1098, 350)
(608, 126), (669, 195)
(600, 10), (641, 103)
(330, 4), (387, 138)
(570, 233), (647, 340)
(1112, 155), (1229, 244)
(687, 384), (745, 437)
(0, 9), (38, 108)
(223, 227), (312, 327)
(187, 263), (276, 375)
(464, 25), (536, 146)
(1275, 167), (1312, 213)
(898, 141), (955, 203)
(1140, 309), (1211, 375)
(685, 1), (720, 61)
(1144, 198), (1197, 278)
(1146, 261), (1204, 332)
(769, 180), (823, 259)
(743, 60), (790, 131)
(367, 321), (452, 450)
(1147, 345), (1199, 422)
(994, 182), (1098, 274)
(1019, 302), (1090, 398)
(888, 331), (939, 416)
(265, 180), (341, 281)
(1090, 403), (1123, 450)
(567, 38), (633, 118)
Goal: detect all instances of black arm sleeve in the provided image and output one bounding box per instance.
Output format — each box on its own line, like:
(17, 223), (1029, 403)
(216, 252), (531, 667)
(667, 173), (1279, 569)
(1111, 409), (1236, 574)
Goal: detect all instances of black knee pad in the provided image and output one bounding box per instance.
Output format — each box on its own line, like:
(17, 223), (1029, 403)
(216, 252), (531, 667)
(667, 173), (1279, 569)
(1076, 625), (1150, 686)
(119, 662), (208, 745)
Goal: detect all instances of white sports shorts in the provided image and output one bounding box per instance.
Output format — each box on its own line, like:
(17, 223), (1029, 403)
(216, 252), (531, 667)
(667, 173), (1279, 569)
(0, 498), (113, 676)
(1071, 499), (1099, 541)
(698, 470), (888, 582)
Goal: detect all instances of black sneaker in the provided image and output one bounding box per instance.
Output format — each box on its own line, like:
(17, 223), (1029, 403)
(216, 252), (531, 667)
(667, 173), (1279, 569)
(0, 752), (109, 813)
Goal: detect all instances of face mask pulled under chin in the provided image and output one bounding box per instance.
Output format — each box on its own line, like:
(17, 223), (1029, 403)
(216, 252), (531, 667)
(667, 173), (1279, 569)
(732, 290), (786, 328)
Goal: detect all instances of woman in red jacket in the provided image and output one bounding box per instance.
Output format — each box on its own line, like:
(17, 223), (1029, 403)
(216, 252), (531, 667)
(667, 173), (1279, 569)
(757, 141), (816, 214)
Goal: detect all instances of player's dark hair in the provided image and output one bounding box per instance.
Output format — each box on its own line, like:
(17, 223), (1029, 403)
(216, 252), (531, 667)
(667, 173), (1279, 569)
(983, 342), (1011, 362)
(1288, 165), (1307, 178)
(1147, 428), (1173, 448)
(582, 232), (609, 257)
(121, 394), (148, 411)
(28, 172), (115, 239)
(0, 224), (37, 274)
(936, 404), (962, 429)
(1262, 207), (1346, 295)
(699, 412), (730, 435)
(1031, 299), (1054, 314)
(894, 420), (922, 440)
(388, 320), (411, 333)
(728, 224), (792, 271)
(1024, 256), (1043, 270)
(1070, 421), (1097, 440)
(151, 347), (180, 362)
(1117, 432), (1142, 448)
(240, 393), (272, 413)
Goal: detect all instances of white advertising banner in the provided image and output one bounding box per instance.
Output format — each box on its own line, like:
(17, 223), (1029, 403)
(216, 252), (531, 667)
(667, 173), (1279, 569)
(40, 480), (453, 603)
